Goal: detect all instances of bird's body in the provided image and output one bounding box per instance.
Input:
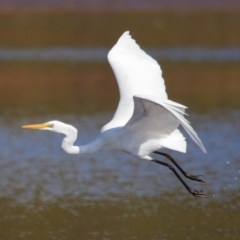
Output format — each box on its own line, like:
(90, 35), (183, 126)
(23, 31), (207, 197)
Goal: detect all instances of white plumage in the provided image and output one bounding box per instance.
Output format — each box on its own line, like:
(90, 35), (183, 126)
(102, 31), (206, 156)
(23, 31), (207, 197)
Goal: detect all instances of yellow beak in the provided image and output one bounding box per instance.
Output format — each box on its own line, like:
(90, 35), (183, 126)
(22, 123), (51, 130)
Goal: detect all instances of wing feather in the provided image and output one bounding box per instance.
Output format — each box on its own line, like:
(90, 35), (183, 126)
(104, 31), (167, 131)
(103, 31), (206, 154)
(123, 96), (206, 153)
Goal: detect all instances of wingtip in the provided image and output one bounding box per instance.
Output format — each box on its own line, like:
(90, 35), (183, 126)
(123, 30), (130, 35)
(121, 31), (131, 39)
(196, 139), (207, 154)
(202, 147), (207, 154)
(199, 142), (207, 153)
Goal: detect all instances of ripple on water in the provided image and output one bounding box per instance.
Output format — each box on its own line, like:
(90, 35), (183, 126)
(0, 110), (239, 203)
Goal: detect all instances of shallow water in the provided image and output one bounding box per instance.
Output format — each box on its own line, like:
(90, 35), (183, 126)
(0, 106), (240, 239)
(0, 111), (240, 201)
(1, 110), (240, 202)
(1, 10), (240, 240)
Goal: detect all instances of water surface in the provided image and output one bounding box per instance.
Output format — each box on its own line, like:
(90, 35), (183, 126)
(1, 10), (240, 240)
(1, 108), (240, 239)
(1, 110), (240, 201)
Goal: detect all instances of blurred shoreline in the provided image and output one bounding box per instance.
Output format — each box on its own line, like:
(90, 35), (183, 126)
(0, 11), (240, 48)
(0, 62), (239, 113)
(0, 10), (239, 113)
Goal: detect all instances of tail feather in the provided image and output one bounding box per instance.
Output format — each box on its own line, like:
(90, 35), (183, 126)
(160, 129), (186, 153)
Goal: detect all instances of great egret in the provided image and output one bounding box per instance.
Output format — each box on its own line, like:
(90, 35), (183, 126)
(23, 31), (207, 198)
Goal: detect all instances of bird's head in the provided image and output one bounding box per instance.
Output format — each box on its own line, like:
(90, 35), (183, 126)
(22, 120), (75, 135)
(22, 120), (79, 154)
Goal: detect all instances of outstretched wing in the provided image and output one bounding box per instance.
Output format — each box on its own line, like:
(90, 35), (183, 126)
(102, 31), (167, 131)
(122, 96), (206, 154)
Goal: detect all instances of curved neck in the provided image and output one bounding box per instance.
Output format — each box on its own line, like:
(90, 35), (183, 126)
(62, 137), (80, 154)
(60, 125), (102, 155)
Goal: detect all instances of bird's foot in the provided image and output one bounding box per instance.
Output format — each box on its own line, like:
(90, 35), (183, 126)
(190, 189), (208, 198)
(186, 174), (206, 183)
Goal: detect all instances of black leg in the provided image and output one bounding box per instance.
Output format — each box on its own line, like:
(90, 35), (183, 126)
(154, 151), (205, 183)
(151, 158), (208, 198)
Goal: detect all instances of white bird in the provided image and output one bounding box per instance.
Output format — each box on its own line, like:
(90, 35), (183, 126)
(23, 31), (207, 198)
